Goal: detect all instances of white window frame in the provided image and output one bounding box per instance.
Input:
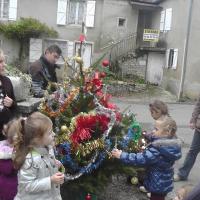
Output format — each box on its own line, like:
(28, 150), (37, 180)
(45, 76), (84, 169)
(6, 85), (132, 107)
(0, 0), (9, 19)
(67, 0), (86, 25)
(56, 0), (96, 27)
(57, 0), (67, 25)
(0, 0), (18, 21)
(160, 8), (172, 32)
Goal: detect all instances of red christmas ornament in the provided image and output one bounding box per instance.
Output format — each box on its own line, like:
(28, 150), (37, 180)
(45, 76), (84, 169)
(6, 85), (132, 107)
(85, 193), (92, 200)
(102, 59), (109, 67)
(94, 72), (99, 79)
(100, 72), (106, 78)
(79, 34), (86, 42)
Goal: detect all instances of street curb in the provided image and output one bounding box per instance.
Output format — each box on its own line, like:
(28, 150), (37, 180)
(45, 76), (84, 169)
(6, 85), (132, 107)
(112, 98), (195, 105)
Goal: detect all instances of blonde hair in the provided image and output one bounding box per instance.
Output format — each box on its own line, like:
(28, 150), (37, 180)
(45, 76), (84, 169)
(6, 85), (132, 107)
(13, 112), (52, 169)
(159, 117), (177, 137)
(3, 119), (19, 144)
(149, 100), (169, 116)
(175, 184), (194, 200)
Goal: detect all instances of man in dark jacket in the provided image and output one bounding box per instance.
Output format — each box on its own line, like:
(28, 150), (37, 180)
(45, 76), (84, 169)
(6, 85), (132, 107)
(29, 45), (62, 97)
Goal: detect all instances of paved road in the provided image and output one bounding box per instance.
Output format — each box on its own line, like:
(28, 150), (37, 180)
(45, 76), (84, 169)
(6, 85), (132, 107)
(114, 101), (200, 199)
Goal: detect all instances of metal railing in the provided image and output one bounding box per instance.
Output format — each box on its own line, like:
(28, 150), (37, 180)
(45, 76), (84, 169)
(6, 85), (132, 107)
(101, 33), (137, 77)
(109, 33), (137, 65)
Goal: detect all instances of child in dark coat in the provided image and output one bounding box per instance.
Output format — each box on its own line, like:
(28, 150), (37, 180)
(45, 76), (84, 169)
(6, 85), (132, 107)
(0, 120), (18, 200)
(112, 117), (182, 200)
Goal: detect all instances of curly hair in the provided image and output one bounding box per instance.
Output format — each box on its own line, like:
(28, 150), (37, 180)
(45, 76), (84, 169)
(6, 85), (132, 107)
(13, 112), (52, 170)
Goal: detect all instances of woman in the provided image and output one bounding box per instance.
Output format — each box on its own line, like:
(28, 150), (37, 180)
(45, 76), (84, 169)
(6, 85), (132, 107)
(174, 96), (200, 181)
(0, 49), (17, 140)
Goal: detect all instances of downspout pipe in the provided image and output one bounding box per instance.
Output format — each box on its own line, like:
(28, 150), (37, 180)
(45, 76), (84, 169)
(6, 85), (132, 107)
(178, 0), (194, 100)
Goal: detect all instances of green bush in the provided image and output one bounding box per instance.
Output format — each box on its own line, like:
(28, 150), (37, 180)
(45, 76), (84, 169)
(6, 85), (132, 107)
(0, 18), (58, 67)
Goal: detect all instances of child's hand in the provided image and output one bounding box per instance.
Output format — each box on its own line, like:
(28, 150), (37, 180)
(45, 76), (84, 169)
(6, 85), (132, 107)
(51, 172), (64, 185)
(55, 159), (65, 173)
(55, 159), (62, 168)
(111, 149), (122, 159)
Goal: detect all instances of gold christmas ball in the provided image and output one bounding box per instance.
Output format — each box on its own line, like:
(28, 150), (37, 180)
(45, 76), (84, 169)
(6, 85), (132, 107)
(61, 125), (69, 133)
(131, 177), (139, 185)
(75, 56), (83, 64)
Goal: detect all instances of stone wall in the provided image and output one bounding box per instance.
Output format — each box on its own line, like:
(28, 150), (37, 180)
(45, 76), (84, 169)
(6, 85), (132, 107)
(118, 52), (147, 79)
(106, 81), (146, 96)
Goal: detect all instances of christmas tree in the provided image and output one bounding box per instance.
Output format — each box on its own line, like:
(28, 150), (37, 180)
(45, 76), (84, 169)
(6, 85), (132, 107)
(39, 45), (146, 199)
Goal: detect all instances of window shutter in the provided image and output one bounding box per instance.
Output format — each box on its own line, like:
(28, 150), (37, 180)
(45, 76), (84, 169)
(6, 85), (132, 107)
(165, 8), (172, 31)
(160, 10), (165, 31)
(67, 41), (74, 58)
(172, 49), (178, 69)
(29, 38), (43, 63)
(9, 0), (17, 21)
(165, 49), (170, 68)
(57, 0), (67, 25)
(86, 1), (96, 27)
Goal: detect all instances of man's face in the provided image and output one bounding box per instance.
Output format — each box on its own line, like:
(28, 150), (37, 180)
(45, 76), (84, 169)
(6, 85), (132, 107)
(45, 50), (60, 64)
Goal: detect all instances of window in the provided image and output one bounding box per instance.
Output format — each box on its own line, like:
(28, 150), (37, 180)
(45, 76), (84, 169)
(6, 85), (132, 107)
(160, 8), (172, 32)
(166, 48), (178, 69)
(0, 0), (17, 21)
(57, 0), (96, 27)
(68, 0), (85, 25)
(118, 18), (126, 28)
(0, 0), (9, 19)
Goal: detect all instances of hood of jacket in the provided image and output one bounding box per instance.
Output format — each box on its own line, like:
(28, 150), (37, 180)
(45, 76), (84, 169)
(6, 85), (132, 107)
(151, 137), (182, 161)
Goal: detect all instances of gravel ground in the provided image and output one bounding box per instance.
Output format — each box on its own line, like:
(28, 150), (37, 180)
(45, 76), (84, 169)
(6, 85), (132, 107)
(98, 175), (148, 200)
(61, 175), (149, 200)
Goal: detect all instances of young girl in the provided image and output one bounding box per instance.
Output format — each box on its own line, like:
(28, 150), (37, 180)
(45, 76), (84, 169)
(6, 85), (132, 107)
(13, 112), (64, 200)
(0, 119), (18, 200)
(112, 117), (182, 200)
(149, 100), (169, 125)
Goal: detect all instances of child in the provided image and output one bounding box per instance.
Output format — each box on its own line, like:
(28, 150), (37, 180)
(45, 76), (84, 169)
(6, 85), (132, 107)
(13, 112), (64, 200)
(149, 100), (169, 124)
(112, 117), (181, 200)
(143, 100), (170, 142)
(0, 119), (18, 200)
(174, 184), (194, 200)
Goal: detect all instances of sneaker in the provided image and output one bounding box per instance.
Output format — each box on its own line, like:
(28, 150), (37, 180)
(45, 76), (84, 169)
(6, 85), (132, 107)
(139, 186), (148, 193)
(173, 174), (186, 182)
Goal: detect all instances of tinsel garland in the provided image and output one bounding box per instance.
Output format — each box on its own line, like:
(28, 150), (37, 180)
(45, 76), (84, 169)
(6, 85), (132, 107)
(40, 88), (79, 118)
(56, 93), (116, 181)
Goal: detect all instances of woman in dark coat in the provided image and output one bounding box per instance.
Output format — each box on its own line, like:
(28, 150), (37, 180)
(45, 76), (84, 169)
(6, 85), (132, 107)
(0, 49), (17, 140)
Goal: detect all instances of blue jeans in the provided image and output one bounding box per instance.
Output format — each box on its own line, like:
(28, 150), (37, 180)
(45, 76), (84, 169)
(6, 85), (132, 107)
(178, 129), (200, 179)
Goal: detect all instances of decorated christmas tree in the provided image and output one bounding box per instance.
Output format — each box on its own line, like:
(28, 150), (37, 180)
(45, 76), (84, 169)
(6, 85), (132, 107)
(39, 43), (146, 199)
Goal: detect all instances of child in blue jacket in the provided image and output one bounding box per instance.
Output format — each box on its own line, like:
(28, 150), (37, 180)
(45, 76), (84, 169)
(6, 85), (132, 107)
(112, 117), (182, 200)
